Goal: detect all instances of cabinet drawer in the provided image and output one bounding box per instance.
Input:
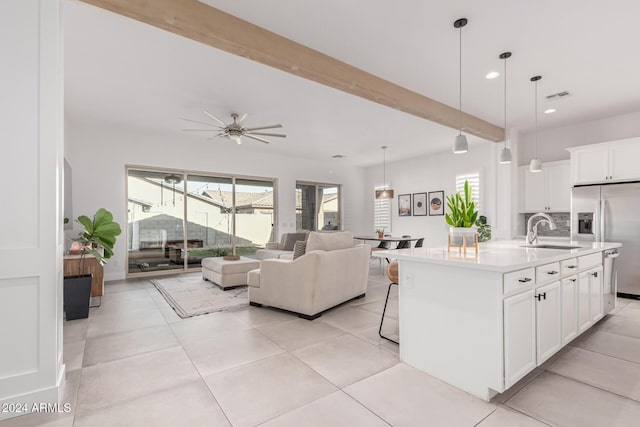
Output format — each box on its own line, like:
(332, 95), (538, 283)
(578, 252), (602, 270)
(536, 262), (561, 283)
(560, 258), (578, 277)
(504, 268), (536, 294)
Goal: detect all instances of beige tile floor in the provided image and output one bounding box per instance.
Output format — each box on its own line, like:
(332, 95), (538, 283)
(3, 267), (640, 426)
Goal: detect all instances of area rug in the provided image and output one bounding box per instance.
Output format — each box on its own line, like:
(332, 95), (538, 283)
(150, 274), (248, 318)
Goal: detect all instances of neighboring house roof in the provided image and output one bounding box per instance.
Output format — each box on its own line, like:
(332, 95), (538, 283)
(199, 189), (337, 211)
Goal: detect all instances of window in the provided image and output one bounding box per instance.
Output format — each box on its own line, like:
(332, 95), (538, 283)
(296, 182), (341, 231)
(374, 186), (391, 234)
(455, 172), (480, 213)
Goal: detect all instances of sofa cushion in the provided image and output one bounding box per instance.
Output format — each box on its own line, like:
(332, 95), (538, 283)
(256, 249), (291, 261)
(282, 232), (308, 251)
(306, 231), (354, 252)
(247, 269), (260, 288)
(292, 241), (307, 260)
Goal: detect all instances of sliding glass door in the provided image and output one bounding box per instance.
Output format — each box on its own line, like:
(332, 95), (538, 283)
(296, 181), (341, 231)
(127, 169), (186, 274)
(127, 167), (276, 275)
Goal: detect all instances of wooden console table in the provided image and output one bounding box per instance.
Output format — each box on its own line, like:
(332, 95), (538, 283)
(63, 254), (104, 297)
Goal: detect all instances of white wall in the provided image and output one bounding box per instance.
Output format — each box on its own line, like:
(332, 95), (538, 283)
(0, 0), (64, 420)
(518, 110), (640, 164)
(363, 141), (516, 246)
(65, 120), (367, 280)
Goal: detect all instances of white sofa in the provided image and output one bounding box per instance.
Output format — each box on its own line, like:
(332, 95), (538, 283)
(247, 231), (371, 319)
(255, 231), (309, 260)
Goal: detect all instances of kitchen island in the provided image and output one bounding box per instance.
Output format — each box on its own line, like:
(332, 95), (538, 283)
(373, 240), (621, 401)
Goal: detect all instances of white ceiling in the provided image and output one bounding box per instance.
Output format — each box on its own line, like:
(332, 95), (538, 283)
(64, 0), (640, 166)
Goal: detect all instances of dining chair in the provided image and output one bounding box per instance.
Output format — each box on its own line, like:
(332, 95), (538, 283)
(414, 238), (424, 248)
(395, 235), (411, 250)
(379, 261), (399, 344)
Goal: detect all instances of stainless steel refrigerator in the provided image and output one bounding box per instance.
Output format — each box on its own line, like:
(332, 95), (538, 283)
(572, 183), (639, 299)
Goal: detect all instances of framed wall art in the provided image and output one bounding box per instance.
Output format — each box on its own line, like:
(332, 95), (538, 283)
(428, 191), (444, 216)
(398, 194), (412, 216)
(412, 192), (427, 216)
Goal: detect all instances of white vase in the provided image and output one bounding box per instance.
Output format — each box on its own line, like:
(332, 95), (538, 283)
(449, 226), (477, 246)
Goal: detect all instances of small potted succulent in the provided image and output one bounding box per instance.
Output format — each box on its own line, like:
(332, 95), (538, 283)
(64, 208), (121, 320)
(376, 228), (385, 239)
(445, 180), (479, 245)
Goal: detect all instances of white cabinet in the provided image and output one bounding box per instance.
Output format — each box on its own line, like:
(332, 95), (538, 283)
(569, 138), (640, 185)
(522, 162), (570, 212)
(535, 281), (562, 364)
(589, 266), (604, 322)
(561, 276), (578, 345)
(504, 290), (536, 388)
(578, 271), (591, 333)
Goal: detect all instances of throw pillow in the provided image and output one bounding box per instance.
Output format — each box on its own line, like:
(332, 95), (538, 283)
(282, 232), (308, 251)
(292, 240), (307, 260)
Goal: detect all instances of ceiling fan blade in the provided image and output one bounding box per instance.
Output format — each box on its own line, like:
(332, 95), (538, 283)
(180, 117), (221, 128)
(244, 124), (282, 131)
(243, 134), (271, 144)
(237, 113), (248, 125)
(182, 129), (219, 131)
(246, 132), (287, 138)
(203, 110), (228, 127)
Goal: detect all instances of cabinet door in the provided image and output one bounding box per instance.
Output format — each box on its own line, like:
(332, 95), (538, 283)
(578, 271), (591, 333)
(609, 141), (640, 182)
(546, 164), (570, 212)
(536, 281), (562, 364)
(504, 290), (536, 388)
(590, 266), (604, 322)
(573, 148), (608, 185)
(524, 169), (546, 212)
(561, 277), (578, 345)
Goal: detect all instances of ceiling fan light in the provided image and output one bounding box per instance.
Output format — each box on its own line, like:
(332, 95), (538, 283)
(499, 147), (512, 164)
(529, 157), (543, 172)
(230, 134), (242, 144)
(453, 134), (468, 154)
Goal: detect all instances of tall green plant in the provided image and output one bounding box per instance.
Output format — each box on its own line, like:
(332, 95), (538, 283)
(445, 180), (479, 228)
(75, 208), (122, 266)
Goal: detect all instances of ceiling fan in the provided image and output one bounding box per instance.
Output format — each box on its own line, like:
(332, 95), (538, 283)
(181, 111), (286, 144)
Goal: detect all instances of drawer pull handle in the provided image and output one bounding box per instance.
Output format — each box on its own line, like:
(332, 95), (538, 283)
(567, 265), (577, 269)
(591, 272), (599, 278)
(518, 278), (532, 283)
(547, 271), (559, 275)
(570, 278), (577, 282)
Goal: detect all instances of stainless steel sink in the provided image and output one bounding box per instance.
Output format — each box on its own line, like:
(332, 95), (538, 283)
(521, 244), (582, 250)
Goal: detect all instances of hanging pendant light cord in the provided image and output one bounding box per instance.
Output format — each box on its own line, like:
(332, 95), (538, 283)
(459, 25), (462, 136)
(383, 148), (386, 188)
(534, 80), (538, 158)
(504, 57), (507, 149)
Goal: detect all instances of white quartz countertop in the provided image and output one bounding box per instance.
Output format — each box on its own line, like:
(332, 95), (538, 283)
(372, 239), (622, 272)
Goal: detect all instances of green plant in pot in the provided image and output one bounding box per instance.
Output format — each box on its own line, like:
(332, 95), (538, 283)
(64, 208), (121, 320)
(445, 180), (479, 245)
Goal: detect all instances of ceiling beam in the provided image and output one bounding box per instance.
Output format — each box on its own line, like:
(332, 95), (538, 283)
(78, 0), (504, 142)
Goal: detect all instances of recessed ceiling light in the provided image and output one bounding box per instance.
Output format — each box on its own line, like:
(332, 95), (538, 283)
(486, 71), (500, 79)
(544, 108), (556, 114)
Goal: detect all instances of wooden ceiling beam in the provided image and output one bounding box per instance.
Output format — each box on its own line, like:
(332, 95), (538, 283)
(78, 0), (504, 142)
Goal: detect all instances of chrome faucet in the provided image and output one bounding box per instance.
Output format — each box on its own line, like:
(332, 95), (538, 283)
(527, 212), (558, 246)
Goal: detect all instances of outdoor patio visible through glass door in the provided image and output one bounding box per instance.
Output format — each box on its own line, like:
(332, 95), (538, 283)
(296, 181), (341, 231)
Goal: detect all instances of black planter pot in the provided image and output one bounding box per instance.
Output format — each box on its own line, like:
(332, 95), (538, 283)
(64, 274), (92, 320)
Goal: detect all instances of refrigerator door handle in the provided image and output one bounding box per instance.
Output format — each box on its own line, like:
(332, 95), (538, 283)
(594, 201), (601, 242)
(600, 199), (607, 243)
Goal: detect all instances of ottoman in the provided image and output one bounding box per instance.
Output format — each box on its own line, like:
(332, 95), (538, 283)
(201, 256), (261, 290)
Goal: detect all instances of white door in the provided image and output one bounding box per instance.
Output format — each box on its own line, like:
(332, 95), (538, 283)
(561, 277), (578, 345)
(546, 164), (570, 212)
(578, 271), (591, 333)
(536, 281), (562, 364)
(573, 148), (608, 185)
(609, 140), (640, 182)
(524, 169), (546, 212)
(504, 290), (536, 388)
(590, 266), (604, 322)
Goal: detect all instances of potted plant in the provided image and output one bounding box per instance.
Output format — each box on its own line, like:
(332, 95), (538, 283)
(476, 215), (492, 242)
(64, 208), (121, 320)
(445, 180), (479, 245)
(376, 228), (385, 238)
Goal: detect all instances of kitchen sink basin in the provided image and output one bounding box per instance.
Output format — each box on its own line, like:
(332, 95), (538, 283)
(521, 244), (582, 250)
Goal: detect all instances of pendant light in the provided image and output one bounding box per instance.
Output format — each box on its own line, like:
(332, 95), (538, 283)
(453, 18), (469, 154)
(529, 75), (543, 172)
(498, 52), (513, 164)
(164, 174), (182, 206)
(375, 146), (394, 199)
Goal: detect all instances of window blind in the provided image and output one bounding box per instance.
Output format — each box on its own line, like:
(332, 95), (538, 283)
(374, 186), (391, 233)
